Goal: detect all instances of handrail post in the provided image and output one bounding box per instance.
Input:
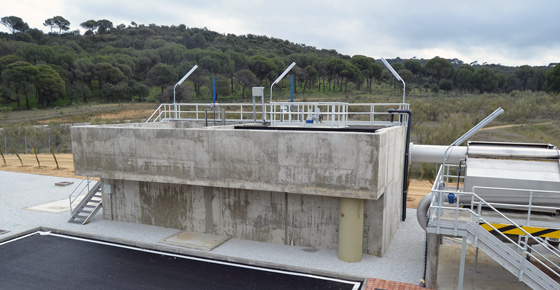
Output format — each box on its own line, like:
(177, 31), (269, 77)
(520, 235), (528, 280)
(527, 189), (533, 226)
(454, 190), (460, 236)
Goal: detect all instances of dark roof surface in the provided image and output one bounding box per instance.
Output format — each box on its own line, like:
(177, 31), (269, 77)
(0, 232), (359, 290)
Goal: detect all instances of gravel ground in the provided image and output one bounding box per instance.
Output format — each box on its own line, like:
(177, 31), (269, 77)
(0, 171), (426, 285)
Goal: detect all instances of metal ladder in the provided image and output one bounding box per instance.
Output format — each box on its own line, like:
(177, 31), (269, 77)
(68, 178), (102, 225)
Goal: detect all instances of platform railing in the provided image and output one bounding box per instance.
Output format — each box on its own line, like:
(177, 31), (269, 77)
(269, 102), (348, 127)
(145, 102), (409, 126)
(348, 102), (410, 125)
(427, 164), (560, 285)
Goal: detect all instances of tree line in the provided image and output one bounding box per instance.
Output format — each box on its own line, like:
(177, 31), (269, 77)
(1, 15), (559, 111)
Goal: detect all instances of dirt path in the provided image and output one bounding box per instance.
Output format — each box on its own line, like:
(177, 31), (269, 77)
(407, 179), (433, 208)
(0, 153), (434, 208)
(480, 121), (553, 131)
(0, 153), (78, 179)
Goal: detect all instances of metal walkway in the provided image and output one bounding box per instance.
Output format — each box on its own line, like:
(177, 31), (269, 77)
(426, 165), (560, 290)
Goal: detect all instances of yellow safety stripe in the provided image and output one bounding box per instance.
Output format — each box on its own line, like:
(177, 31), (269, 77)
(480, 223), (560, 239)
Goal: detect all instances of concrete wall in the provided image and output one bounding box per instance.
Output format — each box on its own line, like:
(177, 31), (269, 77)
(103, 179), (398, 256)
(75, 121), (406, 256)
(73, 123), (405, 200)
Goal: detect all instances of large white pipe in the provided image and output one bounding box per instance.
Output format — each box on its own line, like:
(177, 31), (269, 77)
(410, 143), (467, 164)
(468, 146), (560, 159)
(417, 193), (432, 230)
(410, 143), (559, 164)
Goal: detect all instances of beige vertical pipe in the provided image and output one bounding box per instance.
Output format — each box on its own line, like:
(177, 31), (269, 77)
(338, 197), (364, 262)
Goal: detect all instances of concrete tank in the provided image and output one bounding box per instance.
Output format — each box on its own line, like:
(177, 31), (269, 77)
(72, 121), (407, 257)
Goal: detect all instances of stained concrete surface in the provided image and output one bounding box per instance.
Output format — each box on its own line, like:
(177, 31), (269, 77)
(72, 122), (406, 257)
(71, 123), (406, 200)
(26, 196), (83, 213)
(107, 179), (400, 256)
(162, 231), (231, 251)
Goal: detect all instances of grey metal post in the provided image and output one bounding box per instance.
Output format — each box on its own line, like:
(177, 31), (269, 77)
(252, 93), (257, 123)
(174, 65), (199, 119)
(381, 58), (406, 104)
(262, 94), (266, 123)
(25, 136), (27, 154)
(474, 246), (479, 272)
(458, 236), (467, 290)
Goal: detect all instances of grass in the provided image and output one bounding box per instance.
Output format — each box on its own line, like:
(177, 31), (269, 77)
(0, 102), (159, 126)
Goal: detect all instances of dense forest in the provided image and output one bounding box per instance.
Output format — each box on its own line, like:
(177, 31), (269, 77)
(1, 15), (560, 112)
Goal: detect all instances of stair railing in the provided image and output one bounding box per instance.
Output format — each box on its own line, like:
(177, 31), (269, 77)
(427, 164), (560, 283)
(68, 176), (95, 214)
(469, 186), (560, 280)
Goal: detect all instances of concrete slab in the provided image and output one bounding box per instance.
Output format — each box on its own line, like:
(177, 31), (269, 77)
(25, 196), (83, 213)
(161, 231), (231, 251)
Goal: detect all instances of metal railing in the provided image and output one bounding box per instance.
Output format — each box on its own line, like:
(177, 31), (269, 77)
(146, 103), (265, 123)
(269, 102), (348, 127)
(145, 102), (409, 126)
(427, 164), (560, 283)
(348, 102), (410, 125)
(68, 176), (95, 214)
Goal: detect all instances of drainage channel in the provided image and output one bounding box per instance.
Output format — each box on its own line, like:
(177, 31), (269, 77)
(0, 231), (361, 290)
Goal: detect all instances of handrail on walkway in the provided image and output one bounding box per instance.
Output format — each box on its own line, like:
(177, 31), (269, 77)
(145, 102), (410, 126)
(427, 164), (560, 282)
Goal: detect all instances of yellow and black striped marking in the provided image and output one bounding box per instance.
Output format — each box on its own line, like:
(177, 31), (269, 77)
(480, 223), (560, 239)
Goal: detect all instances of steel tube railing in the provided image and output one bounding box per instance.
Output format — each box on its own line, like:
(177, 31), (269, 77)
(145, 102), (409, 126)
(426, 164), (560, 283)
(68, 176), (94, 214)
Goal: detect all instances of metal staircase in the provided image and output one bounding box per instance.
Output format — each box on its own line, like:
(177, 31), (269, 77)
(465, 222), (559, 289)
(426, 165), (560, 290)
(68, 177), (103, 225)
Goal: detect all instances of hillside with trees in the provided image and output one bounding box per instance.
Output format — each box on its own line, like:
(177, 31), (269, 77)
(1, 15), (559, 112)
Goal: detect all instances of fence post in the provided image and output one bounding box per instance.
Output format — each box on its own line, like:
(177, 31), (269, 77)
(25, 136), (28, 154)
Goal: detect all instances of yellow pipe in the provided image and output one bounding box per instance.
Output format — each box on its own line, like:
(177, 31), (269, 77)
(338, 198), (364, 262)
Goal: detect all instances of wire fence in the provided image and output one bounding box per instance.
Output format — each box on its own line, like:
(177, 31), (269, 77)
(0, 124), (72, 155)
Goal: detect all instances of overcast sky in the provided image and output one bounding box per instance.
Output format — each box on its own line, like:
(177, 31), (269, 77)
(2, 0), (559, 66)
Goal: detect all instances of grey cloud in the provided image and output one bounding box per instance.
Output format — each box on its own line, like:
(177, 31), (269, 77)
(3, 0), (558, 65)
